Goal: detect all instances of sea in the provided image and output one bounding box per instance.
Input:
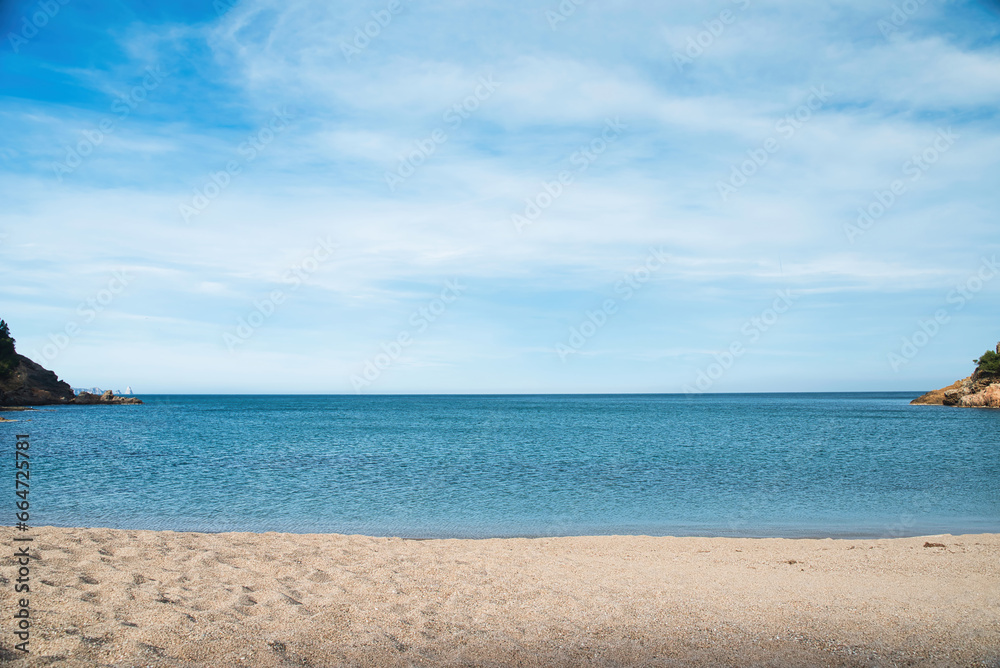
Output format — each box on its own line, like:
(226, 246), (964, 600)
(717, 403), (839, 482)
(5, 393), (999, 538)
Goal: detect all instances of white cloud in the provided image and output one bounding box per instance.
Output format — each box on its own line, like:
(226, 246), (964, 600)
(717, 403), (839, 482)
(1, 0), (998, 391)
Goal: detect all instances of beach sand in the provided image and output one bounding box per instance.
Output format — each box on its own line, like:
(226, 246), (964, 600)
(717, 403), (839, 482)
(1, 528), (998, 667)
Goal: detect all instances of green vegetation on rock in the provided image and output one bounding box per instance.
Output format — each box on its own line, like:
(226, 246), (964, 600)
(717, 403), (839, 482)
(0, 319), (17, 380)
(974, 349), (1000, 375)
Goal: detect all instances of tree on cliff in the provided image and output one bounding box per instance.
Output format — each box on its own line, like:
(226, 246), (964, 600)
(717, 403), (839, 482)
(0, 319), (17, 380)
(975, 348), (1000, 375)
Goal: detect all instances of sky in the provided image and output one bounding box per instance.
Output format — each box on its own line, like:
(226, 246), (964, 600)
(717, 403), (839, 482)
(0, 0), (998, 394)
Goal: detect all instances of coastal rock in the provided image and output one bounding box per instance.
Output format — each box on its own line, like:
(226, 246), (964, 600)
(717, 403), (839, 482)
(910, 379), (965, 406)
(911, 341), (1000, 408)
(942, 384), (969, 407)
(956, 382), (1000, 408)
(0, 353), (76, 406)
(72, 391), (143, 405)
(0, 356), (142, 407)
(0, 320), (142, 407)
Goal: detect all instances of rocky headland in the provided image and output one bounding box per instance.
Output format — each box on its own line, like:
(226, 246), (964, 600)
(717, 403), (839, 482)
(0, 354), (142, 407)
(0, 319), (141, 407)
(911, 342), (1000, 408)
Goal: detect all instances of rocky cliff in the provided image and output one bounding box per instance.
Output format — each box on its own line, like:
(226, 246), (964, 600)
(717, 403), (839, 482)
(0, 319), (141, 407)
(911, 342), (1000, 408)
(0, 354), (141, 407)
(0, 353), (76, 405)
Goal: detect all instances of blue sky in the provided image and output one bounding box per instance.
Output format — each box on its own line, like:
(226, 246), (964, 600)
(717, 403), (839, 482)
(0, 0), (998, 393)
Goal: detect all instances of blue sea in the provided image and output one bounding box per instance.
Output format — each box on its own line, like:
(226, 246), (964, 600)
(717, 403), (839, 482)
(5, 393), (999, 538)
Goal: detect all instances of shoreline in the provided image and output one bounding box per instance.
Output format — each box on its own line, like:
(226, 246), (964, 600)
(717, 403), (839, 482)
(23, 523), (1000, 541)
(4, 526), (998, 666)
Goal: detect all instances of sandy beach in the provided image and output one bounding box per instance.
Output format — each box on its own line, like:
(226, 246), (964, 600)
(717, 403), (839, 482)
(0, 528), (997, 666)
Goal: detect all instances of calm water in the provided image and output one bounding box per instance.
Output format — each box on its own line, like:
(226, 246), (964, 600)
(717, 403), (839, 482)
(4, 393), (998, 538)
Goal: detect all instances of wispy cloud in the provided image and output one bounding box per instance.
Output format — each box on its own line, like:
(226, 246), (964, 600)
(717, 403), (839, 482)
(0, 0), (997, 392)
